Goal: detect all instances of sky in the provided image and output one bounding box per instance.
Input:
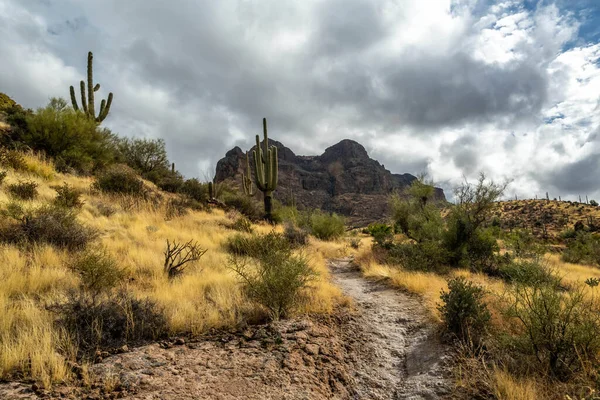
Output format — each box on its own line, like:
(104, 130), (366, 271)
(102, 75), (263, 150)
(0, 0), (599, 201)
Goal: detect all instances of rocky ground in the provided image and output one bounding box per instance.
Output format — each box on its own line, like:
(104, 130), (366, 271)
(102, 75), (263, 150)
(0, 259), (452, 399)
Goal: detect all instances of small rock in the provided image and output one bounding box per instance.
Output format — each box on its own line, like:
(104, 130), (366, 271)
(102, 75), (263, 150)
(304, 344), (320, 355)
(118, 345), (129, 353)
(174, 338), (185, 346)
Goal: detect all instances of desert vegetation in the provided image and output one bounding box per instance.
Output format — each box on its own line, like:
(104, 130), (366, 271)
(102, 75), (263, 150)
(355, 174), (600, 399)
(1, 49), (599, 400)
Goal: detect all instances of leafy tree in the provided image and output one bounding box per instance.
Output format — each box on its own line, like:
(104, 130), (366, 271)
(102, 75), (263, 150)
(22, 98), (116, 172)
(116, 137), (169, 176)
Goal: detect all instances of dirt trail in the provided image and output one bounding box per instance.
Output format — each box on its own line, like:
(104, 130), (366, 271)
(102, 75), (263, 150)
(0, 258), (452, 399)
(329, 258), (452, 399)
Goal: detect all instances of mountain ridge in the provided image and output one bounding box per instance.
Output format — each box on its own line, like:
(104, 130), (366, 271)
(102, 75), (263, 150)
(215, 138), (446, 225)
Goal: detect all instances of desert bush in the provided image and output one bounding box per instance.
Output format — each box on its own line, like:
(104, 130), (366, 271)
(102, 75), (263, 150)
(559, 228), (577, 240)
(230, 215), (254, 233)
(70, 249), (124, 296)
(497, 259), (557, 286)
(506, 282), (600, 380)
(115, 137), (169, 176)
(180, 178), (209, 202)
(229, 250), (316, 321)
(222, 192), (262, 220)
(590, 200), (598, 207)
(7, 180), (38, 200)
(504, 229), (545, 259)
(367, 223), (394, 247)
(165, 197), (189, 220)
(388, 241), (450, 273)
(94, 165), (145, 196)
(0, 148), (27, 171)
(163, 239), (207, 279)
(55, 291), (168, 359)
(52, 182), (84, 208)
(439, 277), (491, 345)
(23, 98), (116, 172)
(310, 210), (345, 240)
(562, 232), (600, 266)
(283, 222), (309, 247)
(0, 205), (96, 250)
(348, 237), (361, 249)
(0, 170), (6, 185)
(225, 231), (292, 258)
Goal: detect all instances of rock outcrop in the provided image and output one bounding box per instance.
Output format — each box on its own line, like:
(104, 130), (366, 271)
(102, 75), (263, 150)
(215, 139), (445, 225)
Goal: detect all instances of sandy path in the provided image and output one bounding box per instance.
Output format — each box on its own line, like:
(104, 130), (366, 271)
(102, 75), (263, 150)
(328, 258), (452, 399)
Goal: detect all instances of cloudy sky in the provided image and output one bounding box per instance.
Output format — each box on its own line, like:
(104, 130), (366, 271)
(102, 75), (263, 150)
(1, 0), (599, 201)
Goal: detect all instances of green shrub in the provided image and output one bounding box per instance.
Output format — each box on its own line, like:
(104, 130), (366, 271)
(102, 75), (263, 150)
(222, 192), (262, 220)
(310, 210), (345, 240)
(225, 231), (292, 258)
(70, 249), (124, 296)
(0, 205), (96, 250)
(590, 200), (598, 207)
(55, 291), (167, 359)
(180, 178), (209, 202)
(438, 277), (490, 345)
(52, 182), (84, 208)
(559, 228), (577, 240)
(0, 148), (27, 171)
(388, 241), (450, 273)
(94, 165), (145, 196)
(230, 215), (254, 233)
(283, 222), (309, 247)
(165, 197), (189, 220)
(562, 232), (600, 266)
(115, 137), (169, 177)
(506, 282), (600, 380)
(504, 229), (545, 258)
(497, 259), (556, 286)
(367, 223), (394, 247)
(229, 249), (316, 321)
(23, 98), (116, 172)
(7, 180), (38, 200)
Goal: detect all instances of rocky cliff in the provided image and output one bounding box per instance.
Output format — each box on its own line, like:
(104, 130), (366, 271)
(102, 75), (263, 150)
(215, 139), (445, 225)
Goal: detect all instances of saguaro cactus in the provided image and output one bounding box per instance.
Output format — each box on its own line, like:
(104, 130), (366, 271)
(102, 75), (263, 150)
(242, 152), (254, 196)
(252, 118), (278, 219)
(69, 51), (113, 123)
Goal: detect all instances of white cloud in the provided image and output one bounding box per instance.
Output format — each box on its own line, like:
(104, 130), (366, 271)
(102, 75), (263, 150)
(0, 0), (598, 202)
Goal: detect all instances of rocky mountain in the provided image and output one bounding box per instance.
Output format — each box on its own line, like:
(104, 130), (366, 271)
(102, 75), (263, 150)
(215, 139), (445, 225)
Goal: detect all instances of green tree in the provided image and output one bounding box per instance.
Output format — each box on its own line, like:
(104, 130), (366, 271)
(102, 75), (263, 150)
(23, 98), (115, 172)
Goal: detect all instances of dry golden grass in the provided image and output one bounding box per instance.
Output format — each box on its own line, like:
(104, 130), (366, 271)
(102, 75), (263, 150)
(0, 154), (345, 386)
(490, 367), (541, 400)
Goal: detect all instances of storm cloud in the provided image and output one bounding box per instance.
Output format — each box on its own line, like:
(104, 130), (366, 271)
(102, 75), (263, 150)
(0, 0), (599, 201)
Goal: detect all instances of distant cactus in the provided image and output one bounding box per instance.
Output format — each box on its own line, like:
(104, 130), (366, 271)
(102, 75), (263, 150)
(242, 152), (254, 196)
(546, 192), (549, 201)
(251, 118), (278, 220)
(69, 51), (113, 123)
(208, 181), (214, 200)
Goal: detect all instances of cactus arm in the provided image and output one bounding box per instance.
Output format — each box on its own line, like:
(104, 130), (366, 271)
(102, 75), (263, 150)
(97, 93), (113, 123)
(70, 86), (79, 111)
(98, 99), (106, 123)
(270, 147), (278, 190)
(94, 83), (100, 91)
(242, 152), (254, 196)
(79, 81), (88, 114)
(252, 149), (267, 192)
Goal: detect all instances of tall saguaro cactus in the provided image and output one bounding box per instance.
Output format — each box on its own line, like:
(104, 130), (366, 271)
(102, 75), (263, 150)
(69, 51), (113, 123)
(242, 152), (254, 196)
(252, 118), (278, 219)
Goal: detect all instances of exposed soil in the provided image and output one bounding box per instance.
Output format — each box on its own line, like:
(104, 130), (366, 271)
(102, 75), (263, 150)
(328, 258), (452, 399)
(0, 258), (452, 399)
